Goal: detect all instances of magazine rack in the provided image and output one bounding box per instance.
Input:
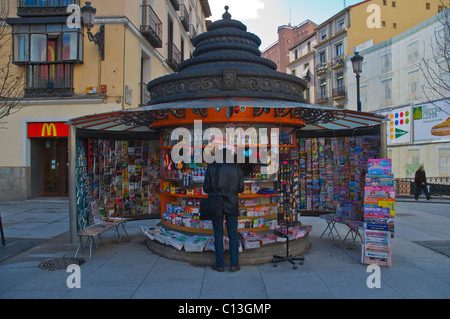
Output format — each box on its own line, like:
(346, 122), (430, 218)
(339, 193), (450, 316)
(272, 221), (305, 269)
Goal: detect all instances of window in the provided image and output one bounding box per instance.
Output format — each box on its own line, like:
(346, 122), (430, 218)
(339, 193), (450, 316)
(319, 51), (326, 63)
(426, 3), (430, 10)
(335, 43), (343, 57)
(12, 23), (83, 64)
(407, 41), (419, 62)
(320, 27), (327, 41)
(407, 149), (421, 176)
(320, 79), (327, 98)
(392, 1), (396, 7)
(393, 23), (397, 29)
(337, 18), (345, 32)
(407, 70), (420, 100)
(438, 149), (450, 176)
(307, 41), (311, 52)
(336, 72), (344, 89)
(383, 0), (387, 5)
(381, 53), (392, 73)
(294, 49), (298, 60)
(381, 78), (392, 105)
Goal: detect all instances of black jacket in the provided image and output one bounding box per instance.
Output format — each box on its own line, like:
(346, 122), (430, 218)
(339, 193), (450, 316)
(202, 163), (245, 216)
(415, 169), (427, 186)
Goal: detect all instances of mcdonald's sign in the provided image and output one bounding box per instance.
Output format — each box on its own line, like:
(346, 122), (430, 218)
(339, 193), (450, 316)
(28, 122), (70, 138)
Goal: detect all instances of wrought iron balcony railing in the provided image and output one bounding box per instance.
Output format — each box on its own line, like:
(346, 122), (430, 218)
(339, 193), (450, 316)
(332, 86), (345, 98)
(167, 42), (181, 71)
(25, 63), (74, 97)
(17, 0), (80, 16)
(140, 5), (163, 48)
(179, 4), (189, 32)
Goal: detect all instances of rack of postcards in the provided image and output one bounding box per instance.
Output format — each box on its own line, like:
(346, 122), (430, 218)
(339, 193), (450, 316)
(75, 138), (160, 230)
(75, 139), (92, 232)
(297, 134), (381, 214)
(362, 159), (394, 266)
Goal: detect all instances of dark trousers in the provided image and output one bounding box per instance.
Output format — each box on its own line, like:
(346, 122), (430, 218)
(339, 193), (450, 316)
(415, 184), (430, 200)
(212, 213), (239, 268)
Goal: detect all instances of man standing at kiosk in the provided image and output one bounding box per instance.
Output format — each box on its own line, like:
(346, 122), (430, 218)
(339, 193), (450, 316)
(203, 149), (245, 272)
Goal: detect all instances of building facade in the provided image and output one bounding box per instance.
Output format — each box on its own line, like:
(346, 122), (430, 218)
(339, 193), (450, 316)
(346, 10), (450, 178)
(286, 32), (317, 104)
(311, 0), (445, 109)
(0, 0), (211, 200)
(261, 20), (316, 72)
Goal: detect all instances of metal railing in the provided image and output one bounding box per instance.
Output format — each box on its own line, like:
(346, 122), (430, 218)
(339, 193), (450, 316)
(18, 0), (79, 7)
(140, 5), (163, 48)
(332, 86), (345, 98)
(179, 4), (190, 31)
(394, 177), (450, 197)
(17, 0), (79, 16)
(167, 42), (181, 71)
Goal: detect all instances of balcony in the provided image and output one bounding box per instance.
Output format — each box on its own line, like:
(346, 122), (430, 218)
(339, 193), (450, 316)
(189, 24), (197, 41)
(332, 86), (346, 99)
(17, 0), (80, 17)
(169, 0), (180, 11)
(179, 4), (189, 32)
(330, 55), (345, 69)
(25, 63), (74, 97)
(315, 62), (328, 75)
(316, 91), (328, 104)
(140, 5), (163, 48)
(167, 42), (181, 71)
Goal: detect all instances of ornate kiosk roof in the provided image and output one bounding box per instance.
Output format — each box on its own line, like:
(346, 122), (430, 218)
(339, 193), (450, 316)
(68, 7), (387, 132)
(147, 6), (307, 105)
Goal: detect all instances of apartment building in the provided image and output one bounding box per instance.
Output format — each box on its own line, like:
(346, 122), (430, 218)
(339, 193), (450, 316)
(346, 11), (450, 178)
(261, 20), (316, 72)
(0, 0), (211, 200)
(311, 0), (445, 108)
(286, 32), (317, 104)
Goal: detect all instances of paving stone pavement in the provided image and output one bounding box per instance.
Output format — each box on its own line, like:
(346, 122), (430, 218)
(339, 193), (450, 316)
(1, 197), (450, 302)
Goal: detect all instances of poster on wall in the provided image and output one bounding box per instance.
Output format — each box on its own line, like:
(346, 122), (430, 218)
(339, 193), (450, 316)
(380, 106), (412, 145)
(413, 99), (450, 143)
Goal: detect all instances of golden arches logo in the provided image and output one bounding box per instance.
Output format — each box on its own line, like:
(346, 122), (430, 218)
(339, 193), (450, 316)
(41, 123), (57, 137)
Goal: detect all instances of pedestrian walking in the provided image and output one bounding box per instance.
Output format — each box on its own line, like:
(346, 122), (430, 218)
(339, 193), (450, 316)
(202, 148), (244, 272)
(414, 165), (431, 200)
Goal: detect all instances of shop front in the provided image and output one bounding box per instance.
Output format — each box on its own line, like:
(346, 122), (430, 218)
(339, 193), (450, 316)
(67, 8), (387, 263)
(28, 121), (70, 197)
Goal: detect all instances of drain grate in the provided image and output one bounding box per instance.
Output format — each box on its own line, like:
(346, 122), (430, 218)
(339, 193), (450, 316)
(414, 240), (450, 257)
(38, 257), (86, 271)
(0, 238), (43, 262)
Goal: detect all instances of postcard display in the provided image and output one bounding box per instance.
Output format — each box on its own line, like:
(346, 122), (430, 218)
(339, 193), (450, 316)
(297, 135), (381, 215)
(362, 159), (395, 266)
(75, 138), (160, 231)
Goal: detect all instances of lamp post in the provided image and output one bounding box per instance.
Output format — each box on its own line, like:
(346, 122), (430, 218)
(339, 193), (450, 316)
(81, 1), (105, 60)
(350, 51), (364, 112)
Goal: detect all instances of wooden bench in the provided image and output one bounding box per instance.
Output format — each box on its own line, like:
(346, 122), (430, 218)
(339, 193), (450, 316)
(75, 218), (129, 258)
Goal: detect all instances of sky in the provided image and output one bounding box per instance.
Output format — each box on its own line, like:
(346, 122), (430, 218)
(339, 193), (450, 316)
(208, 0), (364, 51)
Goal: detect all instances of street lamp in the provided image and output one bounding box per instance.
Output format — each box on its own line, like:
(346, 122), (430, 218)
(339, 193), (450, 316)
(350, 51), (364, 112)
(81, 1), (105, 60)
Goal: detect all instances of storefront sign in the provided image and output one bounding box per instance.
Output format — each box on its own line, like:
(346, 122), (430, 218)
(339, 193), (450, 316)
(381, 105), (412, 145)
(28, 122), (70, 138)
(413, 99), (450, 143)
